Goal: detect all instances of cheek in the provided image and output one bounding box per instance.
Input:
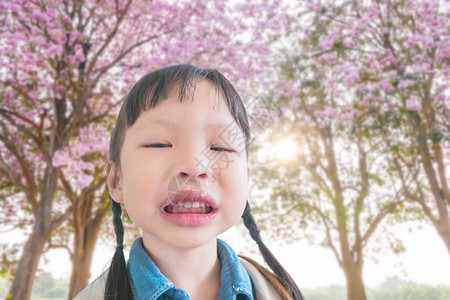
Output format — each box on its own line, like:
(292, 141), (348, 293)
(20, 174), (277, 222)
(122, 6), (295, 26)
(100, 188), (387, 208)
(223, 161), (248, 215)
(120, 156), (162, 206)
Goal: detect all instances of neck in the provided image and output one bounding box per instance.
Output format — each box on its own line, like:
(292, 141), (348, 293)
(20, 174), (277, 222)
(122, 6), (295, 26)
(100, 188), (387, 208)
(141, 236), (221, 300)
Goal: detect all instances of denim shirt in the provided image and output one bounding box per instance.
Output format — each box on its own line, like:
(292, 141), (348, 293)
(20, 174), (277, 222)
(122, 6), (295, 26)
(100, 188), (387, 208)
(127, 237), (254, 300)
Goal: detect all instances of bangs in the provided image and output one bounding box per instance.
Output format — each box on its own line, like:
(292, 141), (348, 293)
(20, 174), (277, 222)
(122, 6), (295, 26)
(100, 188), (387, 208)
(125, 66), (219, 127)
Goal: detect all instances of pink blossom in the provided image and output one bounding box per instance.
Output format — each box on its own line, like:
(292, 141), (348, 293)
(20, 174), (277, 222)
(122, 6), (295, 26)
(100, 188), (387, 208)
(62, 16), (72, 24)
(31, 36), (48, 48)
(398, 80), (416, 88)
(290, 97), (300, 107)
(319, 32), (340, 49)
(379, 55), (394, 67)
(314, 110), (326, 118)
(8, 33), (26, 43)
(318, 52), (338, 64)
(69, 30), (83, 42)
(79, 162), (94, 170)
(74, 53), (85, 62)
(74, 44), (85, 62)
(333, 88), (343, 97)
(344, 70), (358, 85)
(25, 54), (36, 64)
(434, 93), (446, 102)
(360, 98), (369, 106)
(287, 87), (297, 97)
(75, 174), (93, 189)
(5, 3), (21, 13)
(44, 45), (62, 57)
(283, 81), (293, 91)
(274, 89), (281, 100)
(438, 83), (449, 91)
(325, 107), (339, 117)
(344, 40), (354, 48)
(412, 54), (424, 64)
(363, 94), (372, 102)
(52, 151), (69, 167)
(406, 96), (421, 111)
(349, 29), (360, 38)
(59, 35), (67, 43)
(372, 50), (381, 57)
(424, 37), (435, 48)
(387, 70), (397, 79)
(407, 34), (424, 47)
(380, 79), (395, 92)
(32, 12), (51, 22)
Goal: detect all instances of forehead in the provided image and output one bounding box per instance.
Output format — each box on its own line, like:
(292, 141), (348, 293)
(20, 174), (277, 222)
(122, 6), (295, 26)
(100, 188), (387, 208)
(130, 80), (240, 134)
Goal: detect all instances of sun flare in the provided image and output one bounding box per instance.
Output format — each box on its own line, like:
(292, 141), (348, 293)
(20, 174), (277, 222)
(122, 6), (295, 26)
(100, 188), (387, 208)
(273, 137), (300, 162)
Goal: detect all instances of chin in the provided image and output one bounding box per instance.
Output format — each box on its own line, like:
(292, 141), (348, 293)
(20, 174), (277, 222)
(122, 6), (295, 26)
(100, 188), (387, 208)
(166, 230), (220, 250)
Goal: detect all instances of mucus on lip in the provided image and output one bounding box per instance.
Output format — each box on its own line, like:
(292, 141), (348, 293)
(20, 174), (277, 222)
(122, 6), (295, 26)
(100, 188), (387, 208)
(178, 188), (207, 197)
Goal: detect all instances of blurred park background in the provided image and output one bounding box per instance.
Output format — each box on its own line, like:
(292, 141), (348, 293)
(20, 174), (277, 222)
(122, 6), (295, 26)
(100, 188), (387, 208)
(0, 0), (449, 299)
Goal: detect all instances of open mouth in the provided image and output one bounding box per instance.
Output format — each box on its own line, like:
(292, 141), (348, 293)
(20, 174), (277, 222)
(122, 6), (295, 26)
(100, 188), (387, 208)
(164, 201), (214, 214)
(160, 189), (218, 226)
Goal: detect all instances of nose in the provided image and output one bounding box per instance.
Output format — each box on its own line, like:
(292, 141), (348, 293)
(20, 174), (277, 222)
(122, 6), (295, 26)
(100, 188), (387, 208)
(175, 141), (213, 185)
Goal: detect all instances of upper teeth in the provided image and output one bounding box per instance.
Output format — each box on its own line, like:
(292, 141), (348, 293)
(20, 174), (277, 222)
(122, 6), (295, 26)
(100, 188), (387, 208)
(171, 201), (210, 208)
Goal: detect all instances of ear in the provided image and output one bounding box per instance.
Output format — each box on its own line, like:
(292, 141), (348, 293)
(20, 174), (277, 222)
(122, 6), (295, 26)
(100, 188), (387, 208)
(106, 161), (123, 203)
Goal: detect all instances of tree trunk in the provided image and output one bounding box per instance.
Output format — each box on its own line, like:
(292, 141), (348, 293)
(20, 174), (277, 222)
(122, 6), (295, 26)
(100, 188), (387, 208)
(342, 260), (367, 300)
(7, 228), (51, 300)
(67, 220), (103, 299)
(8, 167), (57, 300)
(436, 219), (450, 255)
(67, 191), (109, 300)
(413, 114), (450, 255)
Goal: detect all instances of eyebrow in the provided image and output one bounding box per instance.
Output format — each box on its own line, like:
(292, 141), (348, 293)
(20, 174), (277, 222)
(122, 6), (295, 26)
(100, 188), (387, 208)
(148, 118), (231, 129)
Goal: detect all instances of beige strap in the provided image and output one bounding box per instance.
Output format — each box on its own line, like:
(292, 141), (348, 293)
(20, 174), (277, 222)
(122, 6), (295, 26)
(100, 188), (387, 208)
(238, 255), (293, 300)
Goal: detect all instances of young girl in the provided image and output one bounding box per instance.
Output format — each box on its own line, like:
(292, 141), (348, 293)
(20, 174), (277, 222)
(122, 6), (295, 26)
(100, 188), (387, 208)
(74, 64), (304, 300)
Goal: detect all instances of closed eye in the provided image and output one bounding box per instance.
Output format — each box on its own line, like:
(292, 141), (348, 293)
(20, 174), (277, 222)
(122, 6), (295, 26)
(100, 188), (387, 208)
(145, 144), (234, 152)
(211, 147), (234, 153)
(144, 144), (171, 148)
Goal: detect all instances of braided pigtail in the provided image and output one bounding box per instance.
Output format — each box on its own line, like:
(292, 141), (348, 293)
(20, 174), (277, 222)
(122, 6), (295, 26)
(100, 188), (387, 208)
(242, 201), (305, 300)
(104, 196), (134, 300)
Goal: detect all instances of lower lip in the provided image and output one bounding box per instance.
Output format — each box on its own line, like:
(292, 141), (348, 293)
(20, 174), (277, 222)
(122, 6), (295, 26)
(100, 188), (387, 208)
(160, 209), (218, 226)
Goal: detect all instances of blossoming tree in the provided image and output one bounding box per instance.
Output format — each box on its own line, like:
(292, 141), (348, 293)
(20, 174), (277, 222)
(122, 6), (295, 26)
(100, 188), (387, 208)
(252, 0), (448, 299)
(294, 0), (449, 253)
(0, 0), (284, 298)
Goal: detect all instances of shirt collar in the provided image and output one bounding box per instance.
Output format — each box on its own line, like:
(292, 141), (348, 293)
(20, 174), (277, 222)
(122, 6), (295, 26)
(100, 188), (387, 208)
(127, 237), (253, 300)
(127, 237), (189, 299)
(217, 238), (253, 300)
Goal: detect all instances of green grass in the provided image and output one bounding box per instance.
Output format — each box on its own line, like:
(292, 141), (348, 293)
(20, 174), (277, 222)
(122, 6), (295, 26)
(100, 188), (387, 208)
(31, 298), (64, 300)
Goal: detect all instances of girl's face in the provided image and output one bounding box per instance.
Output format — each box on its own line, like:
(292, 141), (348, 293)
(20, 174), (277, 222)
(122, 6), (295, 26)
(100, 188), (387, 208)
(107, 80), (249, 250)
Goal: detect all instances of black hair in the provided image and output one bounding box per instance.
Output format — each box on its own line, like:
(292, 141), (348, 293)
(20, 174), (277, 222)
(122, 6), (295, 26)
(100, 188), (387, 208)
(105, 64), (304, 300)
(242, 201), (305, 299)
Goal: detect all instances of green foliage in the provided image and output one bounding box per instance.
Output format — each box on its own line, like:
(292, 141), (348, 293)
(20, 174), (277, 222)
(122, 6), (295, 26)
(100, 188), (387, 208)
(1, 245), (18, 278)
(32, 272), (54, 297)
(31, 272), (68, 299)
(368, 285), (450, 300)
(0, 276), (11, 298)
(301, 281), (450, 300)
(43, 287), (66, 298)
(302, 285), (347, 300)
